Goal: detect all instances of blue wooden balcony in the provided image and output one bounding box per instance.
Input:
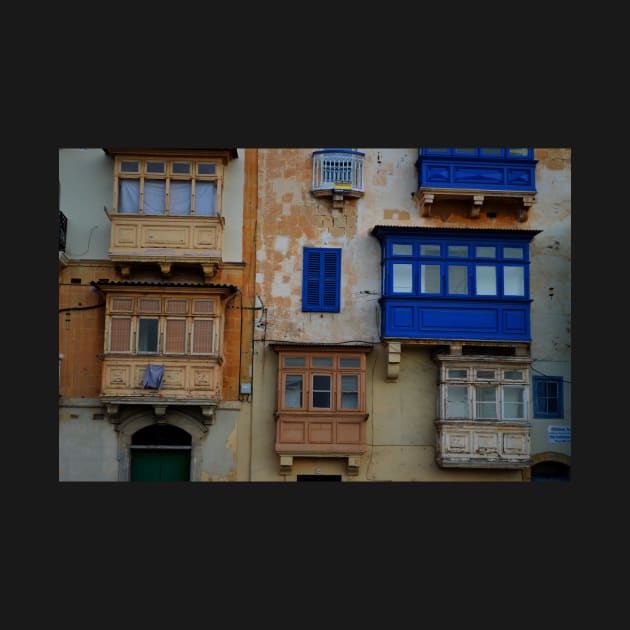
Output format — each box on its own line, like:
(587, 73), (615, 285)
(416, 149), (537, 221)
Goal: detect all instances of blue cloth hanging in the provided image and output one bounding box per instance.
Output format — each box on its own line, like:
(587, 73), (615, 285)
(142, 364), (164, 390)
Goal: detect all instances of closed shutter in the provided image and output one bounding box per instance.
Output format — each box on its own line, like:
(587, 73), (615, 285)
(110, 317), (131, 352)
(302, 248), (341, 312)
(165, 319), (186, 353)
(192, 319), (213, 353)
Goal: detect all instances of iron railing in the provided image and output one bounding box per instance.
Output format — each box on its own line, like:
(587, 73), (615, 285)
(59, 210), (67, 252)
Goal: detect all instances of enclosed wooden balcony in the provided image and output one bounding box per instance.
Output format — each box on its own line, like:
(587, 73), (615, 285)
(435, 420), (531, 468)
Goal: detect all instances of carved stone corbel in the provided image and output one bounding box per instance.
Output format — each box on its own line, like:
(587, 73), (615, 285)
(470, 194), (485, 219)
(386, 342), (402, 381)
(279, 455), (293, 475)
(418, 192), (434, 217)
(201, 262), (219, 281)
(347, 456), (361, 476)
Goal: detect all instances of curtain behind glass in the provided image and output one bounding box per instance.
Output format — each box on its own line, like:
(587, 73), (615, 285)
(195, 181), (217, 215)
(143, 180), (166, 214)
(170, 180), (191, 215)
(119, 180), (139, 213)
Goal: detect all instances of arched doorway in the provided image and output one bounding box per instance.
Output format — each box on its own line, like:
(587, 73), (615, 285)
(531, 460), (570, 483)
(130, 424), (192, 481)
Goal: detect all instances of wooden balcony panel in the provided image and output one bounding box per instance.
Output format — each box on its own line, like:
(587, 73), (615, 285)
(101, 356), (222, 401)
(109, 215), (224, 263)
(274, 413), (368, 456)
(435, 420), (531, 469)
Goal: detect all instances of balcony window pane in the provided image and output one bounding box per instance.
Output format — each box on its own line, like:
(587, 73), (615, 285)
(392, 243), (413, 256)
(504, 370), (524, 381)
(172, 161), (191, 175)
(312, 357), (333, 367)
(508, 148), (529, 157)
(169, 180), (192, 215)
(143, 180), (166, 214)
(138, 318), (159, 353)
(197, 163), (216, 175)
(504, 266), (525, 296)
(110, 318), (131, 352)
(480, 148), (502, 157)
(448, 265), (468, 294)
(195, 181), (217, 216)
(285, 375), (303, 408)
(192, 319), (213, 353)
(476, 369), (496, 380)
(454, 148), (476, 155)
(476, 246), (496, 258)
(146, 161), (165, 174)
(504, 246), (524, 259)
(393, 263), (413, 293)
(447, 369), (467, 379)
(446, 385), (468, 418)
(284, 357), (305, 367)
(476, 386), (497, 419)
(447, 245), (468, 257)
(420, 244), (440, 256)
(341, 375), (358, 409)
(165, 319), (186, 353)
(503, 386), (525, 419)
(120, 160), (139, 173)
(340, 357), (361, 368)
(119, 180), (139, 213)
(421, 264), (440, 293)
(475, 266), (497, 295)
(312, 374), (331, 408)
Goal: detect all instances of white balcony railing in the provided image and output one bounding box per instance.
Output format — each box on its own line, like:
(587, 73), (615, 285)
(311, 149), (364, 195)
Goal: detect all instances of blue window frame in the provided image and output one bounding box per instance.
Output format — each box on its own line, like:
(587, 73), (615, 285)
(302, 248), (341, 312)
(533, 376), (563, 418)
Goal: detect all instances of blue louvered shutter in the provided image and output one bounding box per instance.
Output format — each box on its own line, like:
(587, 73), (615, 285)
(302, 248), (341, 312)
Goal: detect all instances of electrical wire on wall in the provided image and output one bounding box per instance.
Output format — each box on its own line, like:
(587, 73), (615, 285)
(65, 225), (99, 258)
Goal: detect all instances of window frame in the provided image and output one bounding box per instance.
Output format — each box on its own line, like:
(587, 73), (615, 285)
(532, 375), (564, 419)
(113, 155), (223, 216)
(302, 247), (342, 312)
(277, 351), (366, 413)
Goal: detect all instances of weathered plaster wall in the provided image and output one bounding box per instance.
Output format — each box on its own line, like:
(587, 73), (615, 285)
(252, 148), (569, 481)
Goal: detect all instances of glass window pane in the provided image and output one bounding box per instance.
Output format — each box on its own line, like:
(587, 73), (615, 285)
(476, 386), (497, 419)
(475, 266), (496, 295)
(284, 357), (305, 367)
(448, 266), (468, 294)
(447, 245), (468, 257)
(138, 318), (159, 353)
(480, 148), (502, 157)
(197, 163), (216, 175)
(393, 263), (413, 293)
(508, 148), (529, 157)
(504, 266), (525, 296)
(192, 319), (213, 353)
(195, 181), (217, 216)
(312, 357), (333, 367)
(421, 264), (440, 293)
(420, 244), (440, 256)
(146, 161), (165, 174)
(340, 357), (361, 368)
(446, 385), (468, 418)
(341, 375), (358, 409)
(165, 319), (186, 353)
(447, 369), (467, 379)
(119, 180), (139, 213)
(285, 375), (303, 408)
(172, 161), (191, 174)
(454, 148), (476, 155)
(503, 386), (525, 419)
(504, 370), (523, 380)
(504, 247), (524, 259)
(475, 246), (496, 258)
(392, 243), (413, 256)
(169, 180), (192, 215)
(312, 374), (331, 408)
(120, 160), (139, 173)
(476, 369), (496, 380)
(143, 180), (166, 214)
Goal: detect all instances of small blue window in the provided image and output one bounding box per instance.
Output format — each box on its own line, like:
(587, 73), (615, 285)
(302, 248), (341, 312)
(533, 376), (563, 418)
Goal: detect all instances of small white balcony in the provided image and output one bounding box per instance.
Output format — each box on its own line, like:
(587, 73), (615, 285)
(311, 150), (364, 208)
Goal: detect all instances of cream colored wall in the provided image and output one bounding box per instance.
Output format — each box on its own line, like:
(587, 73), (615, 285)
(59, 148), (113, 261)
(222, 151), (245, 262)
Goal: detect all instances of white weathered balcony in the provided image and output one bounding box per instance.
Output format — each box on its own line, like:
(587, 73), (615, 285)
(311, 150), (365, 205)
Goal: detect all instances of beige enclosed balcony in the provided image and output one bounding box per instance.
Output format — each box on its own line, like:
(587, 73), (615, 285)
(104, 148), (236, 281)
(94, 280), (238, 424)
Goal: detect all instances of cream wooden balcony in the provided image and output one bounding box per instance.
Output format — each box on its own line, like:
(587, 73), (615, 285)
(435, 420), (531, 468)
(108, 214), (224, 281)
(101, 355), (222, 424)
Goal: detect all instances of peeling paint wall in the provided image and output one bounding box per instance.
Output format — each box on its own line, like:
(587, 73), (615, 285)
(252, 148), (570, 481)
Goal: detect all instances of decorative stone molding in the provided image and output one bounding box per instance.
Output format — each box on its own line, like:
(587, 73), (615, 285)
(386, 342), (402, 381)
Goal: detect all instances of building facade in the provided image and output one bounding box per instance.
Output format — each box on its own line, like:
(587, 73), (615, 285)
(59, 147), (570, 482)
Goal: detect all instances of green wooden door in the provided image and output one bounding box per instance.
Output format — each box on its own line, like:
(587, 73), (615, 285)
(130, 449), (191, 481)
